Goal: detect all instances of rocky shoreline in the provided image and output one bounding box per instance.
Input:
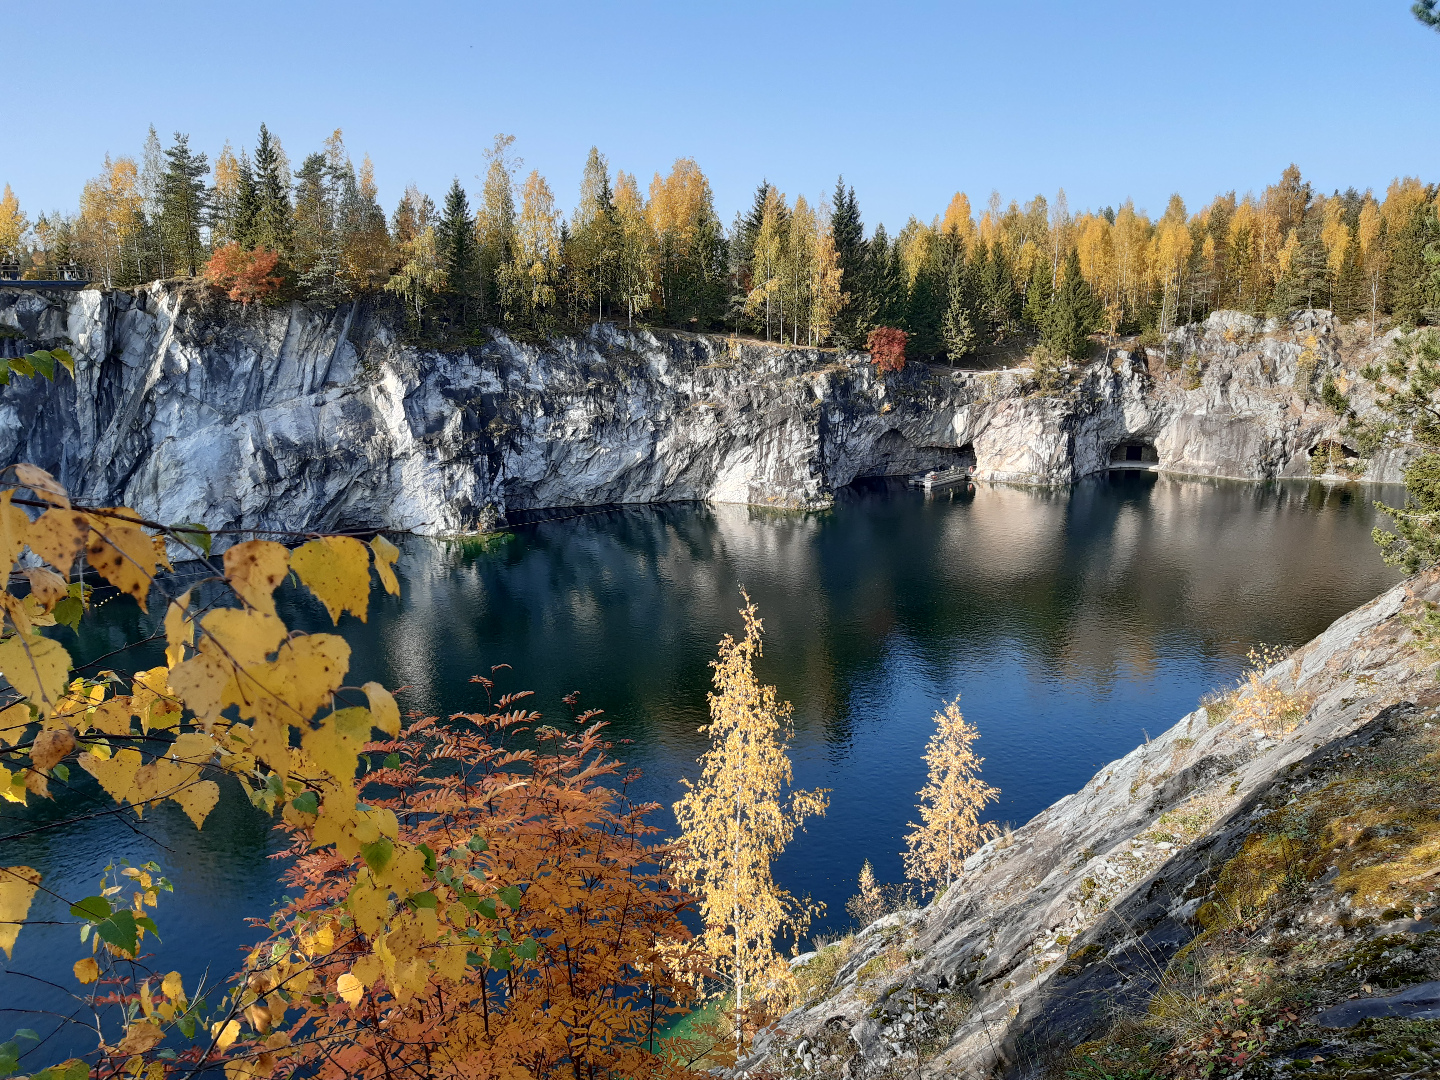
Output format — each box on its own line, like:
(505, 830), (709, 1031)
(0, 284), (1410, 539)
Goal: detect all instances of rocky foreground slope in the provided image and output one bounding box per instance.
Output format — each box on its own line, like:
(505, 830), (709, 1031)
(0, 284), (1410, 535)
(744, 572), (1440, 1079)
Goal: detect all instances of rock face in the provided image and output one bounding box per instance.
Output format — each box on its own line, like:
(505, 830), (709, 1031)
(737, 571), (1440, 1079)
(0, 284), (1408, 535)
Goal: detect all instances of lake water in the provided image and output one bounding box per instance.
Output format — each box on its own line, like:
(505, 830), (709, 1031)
(0, 473), (1404, 1056)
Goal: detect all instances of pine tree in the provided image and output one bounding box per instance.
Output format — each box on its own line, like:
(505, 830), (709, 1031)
(158, 132), (209, 277)
(830, 178), (874, 347)
(252, 123), (293, 256)
(437, 177), (476, 298)
(1043, 248), (1102, 360)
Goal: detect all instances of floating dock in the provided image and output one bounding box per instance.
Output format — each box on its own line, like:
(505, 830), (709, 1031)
(907, 466), (973, 491)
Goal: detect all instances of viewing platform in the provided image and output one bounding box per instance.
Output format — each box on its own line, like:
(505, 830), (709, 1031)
(0, 262), (91, 289)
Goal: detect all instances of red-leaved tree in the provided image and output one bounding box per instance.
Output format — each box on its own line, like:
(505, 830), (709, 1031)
(867, 327), (907, 373)
(204, 243), (283, 304)
(217, 682), (723, 1080)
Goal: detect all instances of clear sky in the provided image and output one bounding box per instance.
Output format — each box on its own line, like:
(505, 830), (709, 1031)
(9, 0), (1439, 233)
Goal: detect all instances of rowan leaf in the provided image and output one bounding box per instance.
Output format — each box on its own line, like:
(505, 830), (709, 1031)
(370, 535), (400, 596)
(0, 866), (41, 959)
(363, 682), (400, 736)
(336, 972), (363, 1006)
(85, 511), (156, 611)
(25, 508), (88, 576)
(73, 957), (100, 984)
(0, 489), (28, 576)
(291, 536), (372, 624)
(171, 779), (220, 829)
(24, 567), (68, 612)
(11, 465), (69, 510)
(224, 539), (291, 616)
(0, 633), (71, 716)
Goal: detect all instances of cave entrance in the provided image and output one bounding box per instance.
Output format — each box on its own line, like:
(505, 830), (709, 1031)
(857, 430), (976, 479)
(1109, 442), (1159, 470)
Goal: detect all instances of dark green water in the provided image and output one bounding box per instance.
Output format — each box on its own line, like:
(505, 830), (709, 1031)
(0, 474), (1404, 1056)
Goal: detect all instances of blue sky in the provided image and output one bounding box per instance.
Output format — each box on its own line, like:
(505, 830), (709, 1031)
(11, 1), (1439, 232)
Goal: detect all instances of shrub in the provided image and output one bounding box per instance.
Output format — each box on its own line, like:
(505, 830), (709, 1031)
(867, 327), (907, 373)
(204, 242), (283, 304)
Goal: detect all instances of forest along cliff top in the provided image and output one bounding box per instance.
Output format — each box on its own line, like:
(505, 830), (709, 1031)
(0, 284), (1415, 542)
(741, 569), (1440, 1080)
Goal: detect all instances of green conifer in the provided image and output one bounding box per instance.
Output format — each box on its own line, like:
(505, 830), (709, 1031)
(830, 178), (875, 347)
(158, 132), (209, 277)
(1043, 248), (1102, 360)
(1023, 256), (1052, 330)
(438, 177), (476, 295)
(252, 123), (293, 256)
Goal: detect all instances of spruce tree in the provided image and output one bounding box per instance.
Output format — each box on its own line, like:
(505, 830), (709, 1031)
(158, 132), (209, 277)
(1389, 200), (1440, 325)
(830, 178), (875, 347)
(869, 226), (905, 329)
(1043, 248), (1102, 360)
(1023, 256), (1052, 331)
(941, 249), (978, 363)
(252, 123), (293, 255)
(292, 152), (343, 302)
(438, 177), (476, 296)
(905, 252), (945, 359)
(978, 241), (1018, 341)
(232, 152), (259, 249)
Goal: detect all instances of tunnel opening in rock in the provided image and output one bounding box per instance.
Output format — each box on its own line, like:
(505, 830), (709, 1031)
(1109, 441), (1159, 469)
(857, 430), (976, 479)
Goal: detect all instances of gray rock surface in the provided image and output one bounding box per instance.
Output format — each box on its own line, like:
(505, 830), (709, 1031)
(0, 285), (1410, 539)
(1313, 980), (1440, 1027)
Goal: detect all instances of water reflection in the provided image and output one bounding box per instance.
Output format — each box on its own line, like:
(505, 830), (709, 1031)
(0, 474), (1402, 1056)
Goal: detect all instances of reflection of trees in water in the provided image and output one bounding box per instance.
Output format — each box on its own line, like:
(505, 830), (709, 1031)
(365, 477), (1398, 771)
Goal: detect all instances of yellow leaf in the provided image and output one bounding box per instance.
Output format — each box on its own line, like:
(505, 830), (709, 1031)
(169, 652), (231, 727)
(14, 464), (70, 508)
(291, 536), (371, 624)
(85, 510), (157, 611)
(0, 490), (28, 576)
(363, 682), (401, 736)
(433, 941), (468, 983)
(78, 747), (142, 804)
(302, 707), (372, 784)
(162, 969), (185, 1002)
(200, 608), (286, 667)
(223, 540), (291, 617)
(350, 953), (382, 988)
(214, 1018), (241, 1050)
(171, 779), (220, 829)
(86, 697), (135, 737)
(171, 731), (217, 764)
(23, 567), (67, 612)
(0, 866), (41, 959)
(336, 971), (363, 1006)
(116, 1019), (164, 1055)
(164, 590), (193, 668)
(25, 508), (88, 576)
(0, 702), (28, 746)
(0, 593), (31, 637)
(24, 766), (50, 799)
(370, 535), (400, 596)
(347, 880), (391, 937)
(0, 767), (25, 804)
(74, 957), (100, 984)
(0, 632), (71, 716)
(31, 727), (75, 771)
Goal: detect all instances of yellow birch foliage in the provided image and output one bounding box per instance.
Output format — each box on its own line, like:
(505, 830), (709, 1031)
(903, 698), (998, 891)
(672, 594), (828, 1041)
(0, 184), (28, 260)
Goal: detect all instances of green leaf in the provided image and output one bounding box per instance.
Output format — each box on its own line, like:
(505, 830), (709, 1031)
(409, 891), (437, 910)
(467, 834), (488, 852)
(417, 842), (436, 874)
(26, 351), (55, 380)
(51, 595), (84, 632)
(291, 791), (319, 815)
(513, 937), (539, 961)
(70, 896), (112, 921)
(94, 910), (139, 955)
(174, 523), (212, 557)
(0, 360), (8, 386)
(383, 753), (400, 770)
(52, 763), (69, 782)
(135, 915), (160, 940)
(496, 885), (522, 912)
(0, 1041), (19, 1076)
(487, 946), (512, 970)
(9, 355), (32, 377)
(13, 1030), (37, 1043)
(360, 838), (394, 874)
(50, 349), (74, 377)
(34, 1060), (90, 1080)
(465, 950), (484, 968)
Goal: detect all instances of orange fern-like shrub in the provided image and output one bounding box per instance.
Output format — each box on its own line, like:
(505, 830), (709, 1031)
(867, 327), (907, 373)
(204, 243), (283, 304)
(228, 685), (719, 1080)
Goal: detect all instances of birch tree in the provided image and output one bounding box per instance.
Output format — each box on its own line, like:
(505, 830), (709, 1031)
(673, 594), (828, 1051)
